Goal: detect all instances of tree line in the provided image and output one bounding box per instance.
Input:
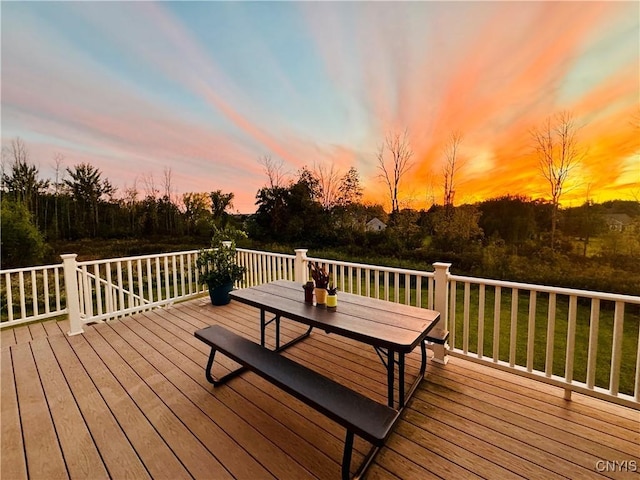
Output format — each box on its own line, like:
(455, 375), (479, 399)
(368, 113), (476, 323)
(2, 136), (639, 295)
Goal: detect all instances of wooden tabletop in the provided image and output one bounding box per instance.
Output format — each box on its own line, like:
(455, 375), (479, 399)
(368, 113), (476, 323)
(230, 280), (440, 352)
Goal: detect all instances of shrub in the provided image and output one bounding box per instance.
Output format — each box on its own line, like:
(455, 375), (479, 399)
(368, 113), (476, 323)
(1, 200), (47, 268)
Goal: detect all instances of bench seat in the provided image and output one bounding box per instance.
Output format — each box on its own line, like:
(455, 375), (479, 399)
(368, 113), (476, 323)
(425, 327), (450, 345)
(195, 324), (399, 479)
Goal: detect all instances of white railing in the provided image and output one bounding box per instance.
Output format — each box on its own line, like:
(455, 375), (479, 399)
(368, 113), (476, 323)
(306, 255), (436, 308)
(1, 247), (638, 409)
(0, 263), (66, 327)
(446, 274), (640, 409)
(68, 250), (205, 326)
(237, 248), (296, 287)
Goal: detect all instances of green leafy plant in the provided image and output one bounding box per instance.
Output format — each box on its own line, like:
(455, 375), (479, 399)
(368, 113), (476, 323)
(310, 262), (330, 288)
(197, 232), (247, 288)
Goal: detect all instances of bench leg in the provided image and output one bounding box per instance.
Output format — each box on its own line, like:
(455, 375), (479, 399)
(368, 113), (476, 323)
(346, 432), (383, 480)
(342, 431), (354, 480)
(204, 348), (247, 386)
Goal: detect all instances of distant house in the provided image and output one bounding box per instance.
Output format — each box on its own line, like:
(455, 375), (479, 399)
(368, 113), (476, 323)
(366, 218), (387, 232)
(603, 213), (632, 232)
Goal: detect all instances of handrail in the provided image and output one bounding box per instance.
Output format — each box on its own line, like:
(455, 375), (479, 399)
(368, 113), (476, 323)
(449, 274), (640, 304)
(1, 247), (638, 409)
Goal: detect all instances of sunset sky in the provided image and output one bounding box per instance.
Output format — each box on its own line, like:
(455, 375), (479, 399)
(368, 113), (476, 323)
(2, 1), (638, 213)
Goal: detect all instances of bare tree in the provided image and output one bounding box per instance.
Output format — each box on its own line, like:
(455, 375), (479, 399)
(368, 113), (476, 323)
(259, 154), (287, 188)
(315, 162), (341, 209)
(424, 170), (437, 209)
(141, 172), (159, 199)
(162, 166), (174, 201)
(377, 129), (413, 213)
(531, 111), (584, 249)
(442, 131), (464, 209)
(52, 153), (65, 239)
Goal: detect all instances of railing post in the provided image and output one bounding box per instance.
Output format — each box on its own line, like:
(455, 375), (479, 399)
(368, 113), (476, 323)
(431, 262), (452, 364)
(294, 249), (309, 284)
(61, 254), (84, 336)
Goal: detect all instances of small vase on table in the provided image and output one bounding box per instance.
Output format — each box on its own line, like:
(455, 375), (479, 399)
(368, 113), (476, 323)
(326, 284), (338, 310)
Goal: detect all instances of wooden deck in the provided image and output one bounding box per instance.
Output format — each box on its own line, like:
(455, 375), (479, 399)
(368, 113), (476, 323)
(2, 296), (638, 480)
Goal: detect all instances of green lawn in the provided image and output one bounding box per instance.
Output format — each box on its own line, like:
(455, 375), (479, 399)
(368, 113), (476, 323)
(330, 269), (638, 396)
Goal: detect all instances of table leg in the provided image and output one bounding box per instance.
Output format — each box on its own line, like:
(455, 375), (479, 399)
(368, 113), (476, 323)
(259, 308), (313, 352)
(276, 325), (313, 352)
(260, 309), (266, 347)
(386, 349), (395, 408)
(403, 341), (428, 408)
(398, 353), (405, 408)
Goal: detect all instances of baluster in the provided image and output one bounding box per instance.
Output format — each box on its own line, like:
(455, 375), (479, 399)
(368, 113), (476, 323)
(586, 298), (600, 389)
(117, 262), (125, 314)
(526, 290), (537, 372)
(509, 289), (518, 367)
(545, 293), (557, 377)
(493, 286), (501, 363)
(6, 273), (14, 322)
(105, 262), (113, 314)
(478, 283), (485, 359)
(95, 264), (103, 315)
(463, 282), (470, 354)
(31, 270), (38, 318)
(172, 256), (178, 299)
(383, 271), (389, 301)
(609, 301), (624, 395)
(146, 258), (153, 303)
(393, 272), (399, 303)
(564, 295), (578, 399)
(18, 271), (26, 320)
(54, 267), (61, 312)
(404, 274), (410, 305)
(43, 268), (50, 314)
(137, 259), (144, 307)
(127, 260), (134, 309)
(155, 257), (162, 302)
(449, 280), (457, 349)
(178, 256), (185, 297)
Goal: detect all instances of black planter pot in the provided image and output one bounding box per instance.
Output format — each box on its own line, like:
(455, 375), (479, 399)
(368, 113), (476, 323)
(208, 281), (234, 306)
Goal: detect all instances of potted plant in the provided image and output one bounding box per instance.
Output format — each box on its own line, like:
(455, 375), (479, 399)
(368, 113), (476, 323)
(197, 233), (247, 306)
(326, 283), (338, 310)
(310, 262), (330, 306)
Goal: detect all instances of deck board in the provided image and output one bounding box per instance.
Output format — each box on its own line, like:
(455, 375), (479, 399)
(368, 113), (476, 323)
(30, 338), (108, 479)
(1, 328), (17, 349)
(1, 348), (27, 480)
(1, 296), (638, 480)
(11, 342), (69, 479)
(47, 334), (152, 480)
(68, 331), (192, 479)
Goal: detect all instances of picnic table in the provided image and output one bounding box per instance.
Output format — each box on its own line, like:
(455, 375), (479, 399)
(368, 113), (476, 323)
(229, 279), (440, 409)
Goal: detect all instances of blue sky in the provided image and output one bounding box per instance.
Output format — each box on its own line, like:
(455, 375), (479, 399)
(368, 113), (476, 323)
(2, 1), (638, 212)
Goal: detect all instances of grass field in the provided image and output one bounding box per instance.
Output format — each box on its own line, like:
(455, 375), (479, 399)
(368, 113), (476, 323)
(330, 270), (639, 397)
